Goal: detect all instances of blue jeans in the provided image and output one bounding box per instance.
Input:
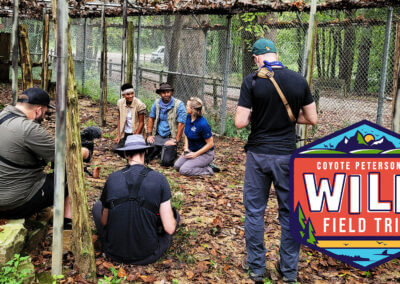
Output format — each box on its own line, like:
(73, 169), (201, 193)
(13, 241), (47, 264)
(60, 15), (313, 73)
(244, 151), (300, 280)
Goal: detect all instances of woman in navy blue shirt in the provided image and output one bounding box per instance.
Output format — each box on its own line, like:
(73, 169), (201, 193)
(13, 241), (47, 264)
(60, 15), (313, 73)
(174, 97), (216, 175)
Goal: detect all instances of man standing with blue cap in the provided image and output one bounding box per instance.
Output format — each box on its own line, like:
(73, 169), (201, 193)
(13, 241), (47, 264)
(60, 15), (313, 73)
(235, 39), (317, 283)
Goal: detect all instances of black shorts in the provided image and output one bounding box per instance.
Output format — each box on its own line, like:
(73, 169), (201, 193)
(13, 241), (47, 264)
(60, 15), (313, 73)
(0, 173), (68, 219)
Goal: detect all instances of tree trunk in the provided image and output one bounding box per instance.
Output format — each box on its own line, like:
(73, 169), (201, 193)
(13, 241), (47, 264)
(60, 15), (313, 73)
(297, 27), (304, 73)
(176, 15), (209, 101)
(339, 10), (356, 91)
(167, 15), (183, 89)
(18, 24), (33, 90)
(230, 37), (240, 73)
(217, 27), (226, 74)
(354, 27), (372, 95)
(326, 29), (333, 78)
(86, 24), (94, 67)
(330, 27), (340, 78)
(241, 17), (257, 79)
(316, 29), (321, 78)
(126, 21), (134, 84)
(321, 28), (326, 78)
(30, 21), (41, 62)
(66, 23), (96, 280)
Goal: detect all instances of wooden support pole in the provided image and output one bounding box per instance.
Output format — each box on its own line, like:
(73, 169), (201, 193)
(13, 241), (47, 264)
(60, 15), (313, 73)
(66, 21), (96, 280)
(42, 12), (50, 91)
(121, 0), (127, 85)
(126, 21), (134, 84)
(391, 22), (400, 132)
(11, 0), (19, 105)
(18, 24), (33, 90)
(99, 1), (107, 126)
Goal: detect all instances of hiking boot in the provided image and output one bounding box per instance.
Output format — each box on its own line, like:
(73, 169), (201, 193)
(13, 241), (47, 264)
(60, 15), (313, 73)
(249, 271), (264, 283)
(275, 261), (297, 284)
(209, 163), (220, 173)
(242, 257), (265, 283)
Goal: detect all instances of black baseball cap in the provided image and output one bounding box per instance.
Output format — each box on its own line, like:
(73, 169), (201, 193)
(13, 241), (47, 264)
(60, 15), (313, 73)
(18, 87), (55, 109)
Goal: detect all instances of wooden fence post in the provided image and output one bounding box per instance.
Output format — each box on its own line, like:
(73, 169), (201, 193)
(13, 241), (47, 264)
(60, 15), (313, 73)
(42, 12), (50, 91)
(18, 24), (33, 90)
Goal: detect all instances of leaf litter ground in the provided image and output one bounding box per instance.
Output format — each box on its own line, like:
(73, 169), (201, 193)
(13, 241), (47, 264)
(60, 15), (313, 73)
(1, 84), (400, 283)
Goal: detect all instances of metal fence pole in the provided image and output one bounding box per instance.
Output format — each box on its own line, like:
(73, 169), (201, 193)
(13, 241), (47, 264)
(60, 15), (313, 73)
(82, 18), (87, 91)
(220, 15), (232, 135)
(121, 0), (127, 85)
(11, 0), (19, 105)
(135, 16), (141, 97)
(201, 29), (208, 105)
(377, 6), (393, 125)
(51, 0), (68, 277)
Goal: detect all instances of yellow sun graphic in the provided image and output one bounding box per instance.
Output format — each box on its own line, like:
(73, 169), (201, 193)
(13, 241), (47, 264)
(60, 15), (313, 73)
(364, 134), (375, 143)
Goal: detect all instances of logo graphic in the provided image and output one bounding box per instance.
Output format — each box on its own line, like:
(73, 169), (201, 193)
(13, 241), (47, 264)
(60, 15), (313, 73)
(290, 120), (400, 270)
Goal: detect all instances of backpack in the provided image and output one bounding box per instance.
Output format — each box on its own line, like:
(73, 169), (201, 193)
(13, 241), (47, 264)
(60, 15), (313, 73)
(103, 167), (161, 263)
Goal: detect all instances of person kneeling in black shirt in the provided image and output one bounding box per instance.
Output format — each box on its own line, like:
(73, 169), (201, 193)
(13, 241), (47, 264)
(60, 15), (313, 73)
(92, 134), (179, 264)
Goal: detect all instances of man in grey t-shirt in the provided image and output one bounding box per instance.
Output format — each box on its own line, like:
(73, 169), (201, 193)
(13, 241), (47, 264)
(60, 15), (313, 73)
(0, 87), (72, 219)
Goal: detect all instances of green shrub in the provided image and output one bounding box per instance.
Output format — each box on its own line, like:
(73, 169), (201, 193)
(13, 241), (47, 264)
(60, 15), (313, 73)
(205, 113), (250, 141)
(0, 254), (33, 284)
(98, 267), (126, 284)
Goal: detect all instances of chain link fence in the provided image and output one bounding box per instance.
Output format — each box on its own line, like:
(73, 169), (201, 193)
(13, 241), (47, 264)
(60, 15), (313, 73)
(0, 7), (399, 141)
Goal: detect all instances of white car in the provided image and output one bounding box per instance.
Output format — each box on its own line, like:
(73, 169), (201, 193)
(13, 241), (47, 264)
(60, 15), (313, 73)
(150, 46), (165, 64)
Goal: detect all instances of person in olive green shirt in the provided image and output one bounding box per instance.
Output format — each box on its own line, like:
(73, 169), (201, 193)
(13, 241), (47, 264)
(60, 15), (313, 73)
(0, 88), (72, 220)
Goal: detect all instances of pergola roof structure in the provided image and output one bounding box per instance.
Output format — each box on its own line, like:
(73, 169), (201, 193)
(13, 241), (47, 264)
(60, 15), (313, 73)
(0, 0), (398, 18)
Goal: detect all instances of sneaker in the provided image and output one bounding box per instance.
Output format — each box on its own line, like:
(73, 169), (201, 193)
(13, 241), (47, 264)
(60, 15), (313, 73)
(275, 261), (297, 284)
(209, 163), (220, 173)
(249, 271), (264, 283)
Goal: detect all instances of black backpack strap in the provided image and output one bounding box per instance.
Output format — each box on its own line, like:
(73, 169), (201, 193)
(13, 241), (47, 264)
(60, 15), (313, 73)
(0, 113), (18, 125)
(106, 167), (159, 215)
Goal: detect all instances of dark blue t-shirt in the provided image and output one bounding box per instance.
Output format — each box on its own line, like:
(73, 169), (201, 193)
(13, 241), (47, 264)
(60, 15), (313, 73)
(184, 115), (214, 152)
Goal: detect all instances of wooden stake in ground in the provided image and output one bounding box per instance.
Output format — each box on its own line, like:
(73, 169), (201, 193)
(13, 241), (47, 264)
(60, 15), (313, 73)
(42, 12), (50, 91)
(66, 24), (96, 279)
(100, 3), (107, 126)
(18, 24), (33, 90)
(126, 21), (134, 84)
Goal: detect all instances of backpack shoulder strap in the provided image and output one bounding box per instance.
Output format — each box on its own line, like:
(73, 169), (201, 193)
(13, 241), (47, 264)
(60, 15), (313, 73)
(106, 167), (158, 215)
(255, 67), (296, 123)
(0, 113), (18, 125)
(0, 112), (43, 169)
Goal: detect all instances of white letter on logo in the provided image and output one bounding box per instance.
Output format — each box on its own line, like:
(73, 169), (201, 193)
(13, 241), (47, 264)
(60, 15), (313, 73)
(349, 175), (361, 214)
(369, 173), (391, 211)
(304, 173), (346, 212)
